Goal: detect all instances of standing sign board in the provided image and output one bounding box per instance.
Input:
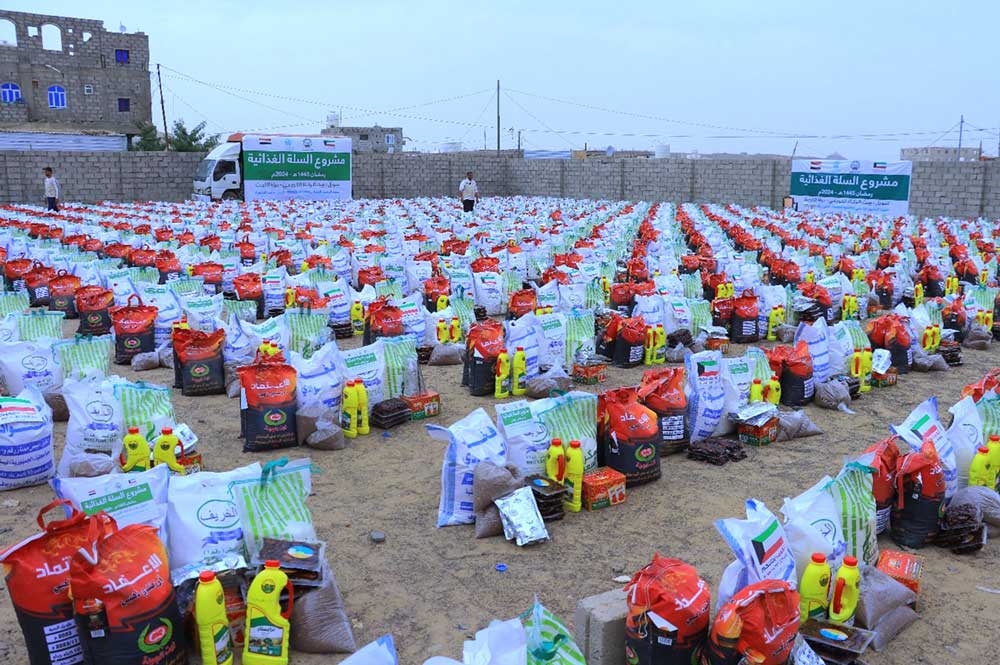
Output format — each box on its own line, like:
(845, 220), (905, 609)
(241, 135), (352, 201)
(790, 159), (911, 216)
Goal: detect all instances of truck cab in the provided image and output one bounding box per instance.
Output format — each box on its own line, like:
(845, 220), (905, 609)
(192, 140), (242, 201)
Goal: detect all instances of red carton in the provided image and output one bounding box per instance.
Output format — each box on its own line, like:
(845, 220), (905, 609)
(573, 362), (608, 385)
(401, 390), (441, 420)
(877, 549), (923, 603)
(737, 417), (779, 447)
(582, 467), (626, 511)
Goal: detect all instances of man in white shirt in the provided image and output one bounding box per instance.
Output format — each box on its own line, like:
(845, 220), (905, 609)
(458, 171), (479, 212)
(43, 167), (60, 212)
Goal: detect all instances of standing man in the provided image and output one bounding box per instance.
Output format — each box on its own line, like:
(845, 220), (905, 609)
(43, 167), (60, 212)
(458, 170), (479, 212)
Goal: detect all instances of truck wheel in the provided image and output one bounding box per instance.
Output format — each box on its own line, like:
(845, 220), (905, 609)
(222, 190), (240, 201)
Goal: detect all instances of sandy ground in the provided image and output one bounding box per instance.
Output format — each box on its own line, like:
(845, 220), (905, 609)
(1, 320), (999, 665)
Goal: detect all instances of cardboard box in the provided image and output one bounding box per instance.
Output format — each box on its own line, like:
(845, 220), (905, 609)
(401, 390), (441, 420)
(705, 337), (730, 353)
(573, 363), (607, 385)
(582, 467), (626, 511)
(737, 416), (779, 447)
(877, 550), (923, 602)
(180, 450), (203, 474)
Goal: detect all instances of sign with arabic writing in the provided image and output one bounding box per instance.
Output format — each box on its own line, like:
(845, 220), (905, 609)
(790, 159), (911, 216)
(241, 134), (352, 201)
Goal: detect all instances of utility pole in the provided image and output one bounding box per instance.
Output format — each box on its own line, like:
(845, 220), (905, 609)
(156, 63), (170, 150)
(957, 114), (964, 161)
(517, 130), (521, 151)
(496, 79), (500, 153)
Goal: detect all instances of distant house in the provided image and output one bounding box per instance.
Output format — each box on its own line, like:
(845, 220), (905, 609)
(0, 10), (152, 139)
(901, 146), (982, 162)
(321, 123), (404, 154)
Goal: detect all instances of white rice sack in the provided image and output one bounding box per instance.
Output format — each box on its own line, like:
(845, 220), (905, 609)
(536, 391), (599, 472)
(0, 314), (19, 344)
(633, 294), (666, 329)
(182, 293), (225, 332)
(505, 312), (543, 381)
(794, 317), (833, 383)
(52, 465), (169, 546)
(318, 277), (353, 324)
(428, 408), (507, 527)
(290, 341), (345, 414)
(165, 462), (262, 576)
(890, 396), (958, 500)
(534, 280), (560, 310)
(398, 293), (428, 343)
(104, 269), (138, 306)
(473, 272), (504, 316)
(536, 312), (568, 370)
(0, 340), (63, 395)
(781, 476), (847, 579)
(558, 281), (587, 311)
(424, 306), (455, 346)
(58, 374), (126, 477)
(686, 350), (725, 442)
(262, 269), (287, 314)
(496, 399), (551, 478)
(664, 298), (692, 334)
(139, 283), (183, 347)
(340, 340), (387, 408)
(713, 355), (752, 436)
(948, 395), (984, 489)
(715, 498), (797, 588)
(405, 260), (434, 296)
(239, 314), (290, 354)
(0, 388), (55, 491)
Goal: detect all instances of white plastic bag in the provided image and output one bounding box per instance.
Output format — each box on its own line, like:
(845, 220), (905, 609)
(715, 499), (797, 588)
(496, 400), (551, 478)
(428, 408), (507, 527)
(462, 619), (527, 665)
(473, 272), (504, 316)
(713, 355), (752, 436)
(781, 476), (847, 579)
(505, 313), (542, 381)
(535, 312), (568, 370)
(794, 318), (833, 383)
(0, 340), (62, 395)
(165, 462), (262, 576)
(891, 396), (958, 500)
(340, 340), (387, 408)
(342, 635), (398, 665)
(290, 341), (345, 414)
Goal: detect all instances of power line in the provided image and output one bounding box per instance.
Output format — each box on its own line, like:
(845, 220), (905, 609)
(503, 91), (576, 149)
(459, 90), (497, 142)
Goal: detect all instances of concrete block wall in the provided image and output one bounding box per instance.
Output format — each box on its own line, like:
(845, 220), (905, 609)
(2, 150), (1000, 220)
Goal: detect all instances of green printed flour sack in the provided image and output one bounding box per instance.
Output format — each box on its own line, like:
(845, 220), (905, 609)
(340, 341), (387, 407)
(0, 389), (55, 491)
(536, 391), (598, 472)
(496, 400), (551, 478)
(113, 381), (175, 441)
(824, 459), (879, 566)
(232, 458), (316, 560)
(53, 336), (112, 381)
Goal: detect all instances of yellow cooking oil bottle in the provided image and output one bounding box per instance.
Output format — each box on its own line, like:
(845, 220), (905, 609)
(494, 351), (511, 399)
(799, 552), (831, 623)
(545, 438), (565, 483)
(643, 325), (655, 366)
(436, 294), (449, 311)
(511, 346), (527, 396)
(653, 324), (666, 364)
(986, 435), (1000, 483)
(341, 380), (359, 439)
(436, 318), (450, 344)
(765, 374), (782, 405)
(449, 316), (462, 343)
(195, 570), (234, 665)
(563, 440), (584, 513)
(243, 561), (293, 665)
(829, 556), (860, 624)
(120, 426), (151, 473)
(356, 380), (370, 436)
(749, 378), (764, 403)
(152, 427), (185, 474)
(350, 300), (364, 335)
(968, 447), (995, 488)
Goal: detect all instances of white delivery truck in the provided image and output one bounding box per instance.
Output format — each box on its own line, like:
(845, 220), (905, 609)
(192, 133), (352, 202)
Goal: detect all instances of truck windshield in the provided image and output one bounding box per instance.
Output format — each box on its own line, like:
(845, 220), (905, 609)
(194, 159), (214, 181)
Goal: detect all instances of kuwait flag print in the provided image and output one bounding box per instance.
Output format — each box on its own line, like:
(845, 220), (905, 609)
(909, 413), (940, 444)
(697, 358), (719, 378)
(752, 518), (787, 568)
(873, 162), (888, 169)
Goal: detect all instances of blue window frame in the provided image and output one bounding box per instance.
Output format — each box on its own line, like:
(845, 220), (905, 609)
(115, 49), (129, 64)
(0, 82), (20, 103)
(47, 85), (66, 109)
(118, 97), (130, 112)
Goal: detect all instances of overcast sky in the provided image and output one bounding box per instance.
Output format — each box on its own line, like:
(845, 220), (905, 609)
(15, 0), (1000, 158)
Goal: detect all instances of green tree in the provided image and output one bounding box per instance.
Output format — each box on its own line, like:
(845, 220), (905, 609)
(132, 120), (164, 151)
(169, 119), (221, 152)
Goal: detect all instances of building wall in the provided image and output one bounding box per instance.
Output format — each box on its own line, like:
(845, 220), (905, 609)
(2, 150), (1000, 220)
(0, 10), (151, 134)
(323, 126), (404, 154)
(901, 146), (981, 162)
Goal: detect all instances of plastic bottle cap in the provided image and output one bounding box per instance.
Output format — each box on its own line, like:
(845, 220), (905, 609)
(569, 440), (581, 448)
(843, 556), (858, 567)
(128, 426), (139, 434)
(516, 346), (524, 351)
(752, 378), (762, 384)
(979, 447), (990, 454)
(264, 560), (280, 569)
(199, 570), (216, 583)
(550, 438), (562, 447)
(811, 553), (827, 564)
(161, 427), (172, 435)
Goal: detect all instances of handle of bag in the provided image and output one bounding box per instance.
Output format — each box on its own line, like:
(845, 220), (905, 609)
(260, 457), (289, 487)
(37, 499), (85, 532)
(126, 293), (143, 308)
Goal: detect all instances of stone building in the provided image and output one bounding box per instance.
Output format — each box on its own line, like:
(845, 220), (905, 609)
(0, 10), (152, 136)
(321, 124), (404, 154)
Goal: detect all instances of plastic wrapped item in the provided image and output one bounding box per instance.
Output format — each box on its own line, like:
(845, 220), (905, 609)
(950, 485), (1000, 530)
(871, 605), (919, 652)
(911, 346), (949, 372)
(301, 407), (347, 451)
(495, 486), (549, 546)
(473, 462), (524, 539)
(774, 409), (822, 441)
(963, 323), (992, 350)
(526, 364), (572, 398)
(814, 378), (853, 412)
(428, 343), (464, 366)
(342, 635), (398, 665)
(461, 619), (526, 665)
(130, 350), (160, 371)
(855, 563), (917, 630)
